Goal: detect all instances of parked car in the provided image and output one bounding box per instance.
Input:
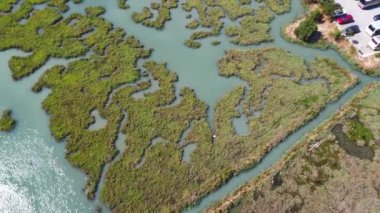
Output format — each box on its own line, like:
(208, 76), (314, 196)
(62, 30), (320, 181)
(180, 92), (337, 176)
(366, 21), (380, 36)
(337, 14), (354, 24)
(342, 25), (360, 36)
(334, 3), (342, 8)
(368, 35), (380, 51)
(331, 9), (346, 19)
(374, 14), (380, 21)
(358, 0), (380, 9)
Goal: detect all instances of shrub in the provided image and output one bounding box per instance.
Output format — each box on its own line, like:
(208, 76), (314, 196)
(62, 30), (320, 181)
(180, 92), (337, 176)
(348, 120), (374, 144)
(309, 9), (322, 23)
(329, 29), (342, 41)
(0, 110), (15, 132)
(118, 0), (129, 9)
(184, 39), (201, 48)
(295, 19), (318, 42)
(211, 40), (221, 46)
(320, 0), (338, 16)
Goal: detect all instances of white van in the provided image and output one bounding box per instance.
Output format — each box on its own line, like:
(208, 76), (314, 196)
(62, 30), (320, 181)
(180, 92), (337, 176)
(366, 21), (380, 36)
(358, 0), (380, 9)
(368, 36), (380, 51)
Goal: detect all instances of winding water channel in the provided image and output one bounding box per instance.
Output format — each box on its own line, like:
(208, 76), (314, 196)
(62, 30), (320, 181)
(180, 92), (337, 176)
(0, 0), (378, 212)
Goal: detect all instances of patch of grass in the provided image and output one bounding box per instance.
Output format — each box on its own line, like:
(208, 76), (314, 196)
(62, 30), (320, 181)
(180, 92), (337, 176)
(118, 0), (129, 10)
(329, 28), (342, 41)
(101, 48), (355, 212)
(348, 119), (374, 144)
(131, 7), (152, 24)
(130, 0), (288, 48)
(131, 0), (178, 30)
(299, 95), (319, 107)
(308, 57), (358, 100)
(225, 6), (274, 45)
(0, 1), (97, 79)
(184, 39), (201, 49)
(210, 83), (380, 213)
(47, 0), (73, 12)
(0, 0), (18, 13)
(258, 0), (291, 14)
(211, 40), (221, 46)
(0, 110), (16, 132)
(185, 19), (199, 29)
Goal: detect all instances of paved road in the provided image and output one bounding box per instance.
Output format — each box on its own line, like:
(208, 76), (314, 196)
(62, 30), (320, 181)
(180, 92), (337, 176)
(335, 0), (380, 57)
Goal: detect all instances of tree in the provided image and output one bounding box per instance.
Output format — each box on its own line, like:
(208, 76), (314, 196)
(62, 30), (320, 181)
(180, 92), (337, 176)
(320, 0), (338, 16)
(295, 19), (318, 42)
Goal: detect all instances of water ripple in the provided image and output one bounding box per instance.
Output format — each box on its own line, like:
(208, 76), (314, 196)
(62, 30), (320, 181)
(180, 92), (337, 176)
(0, 128), (88, 212)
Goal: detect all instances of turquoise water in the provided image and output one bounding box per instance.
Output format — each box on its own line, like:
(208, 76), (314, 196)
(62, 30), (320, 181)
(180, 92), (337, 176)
(0, 50), (99, 212)
(0, 0), (378, 212)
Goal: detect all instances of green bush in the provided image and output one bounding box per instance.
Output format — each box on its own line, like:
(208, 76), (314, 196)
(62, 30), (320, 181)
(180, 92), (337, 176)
(309, 9), (322, 23)
(295, 19), (318, 42)
(0, 110), (15, 132)
(320, 0), (337, 16)
(118, 0), (129, 9)
(348, 119), (374, 144)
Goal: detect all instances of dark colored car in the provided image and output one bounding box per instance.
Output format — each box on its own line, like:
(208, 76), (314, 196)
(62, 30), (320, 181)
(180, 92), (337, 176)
(342, 25), (360, 36)
(337, 14), (354, 25)
(374, 14), (380, 21)
(331, 8), (346, 19)
(334, 3), (342, 9)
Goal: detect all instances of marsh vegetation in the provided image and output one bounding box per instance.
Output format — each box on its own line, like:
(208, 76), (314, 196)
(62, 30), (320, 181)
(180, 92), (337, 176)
(131, 0), (178, 30)
(128, 0), (290, 48)
(0, 1), (362, 212)
(210, 83), (380, 213)
(0, 110), (16, 132)
(100, 48), (356, 212)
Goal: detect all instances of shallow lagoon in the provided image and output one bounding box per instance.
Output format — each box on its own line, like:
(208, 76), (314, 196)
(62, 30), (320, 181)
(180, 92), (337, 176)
(0, 0), (378, 212)
(0, 50), (99, 212)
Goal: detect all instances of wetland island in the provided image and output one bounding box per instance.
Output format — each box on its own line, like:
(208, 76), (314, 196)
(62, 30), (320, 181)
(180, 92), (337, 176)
(0, 0), (378, 212)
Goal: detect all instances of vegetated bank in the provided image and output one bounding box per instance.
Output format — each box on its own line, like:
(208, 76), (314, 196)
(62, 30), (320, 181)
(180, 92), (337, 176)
(100, 48), (357, 212)
(0, 0), (359, 212)
(282, 0), (380, 76)
(209, 82), (380, 213)
(118, 0), (129, 10)
(0, 110), (16, 132)
(129, 0), (290, 48)
(131, 0), (178, 30)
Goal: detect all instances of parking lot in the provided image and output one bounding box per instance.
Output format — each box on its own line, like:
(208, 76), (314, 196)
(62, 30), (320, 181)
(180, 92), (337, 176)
(334, 0), (380, 57)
